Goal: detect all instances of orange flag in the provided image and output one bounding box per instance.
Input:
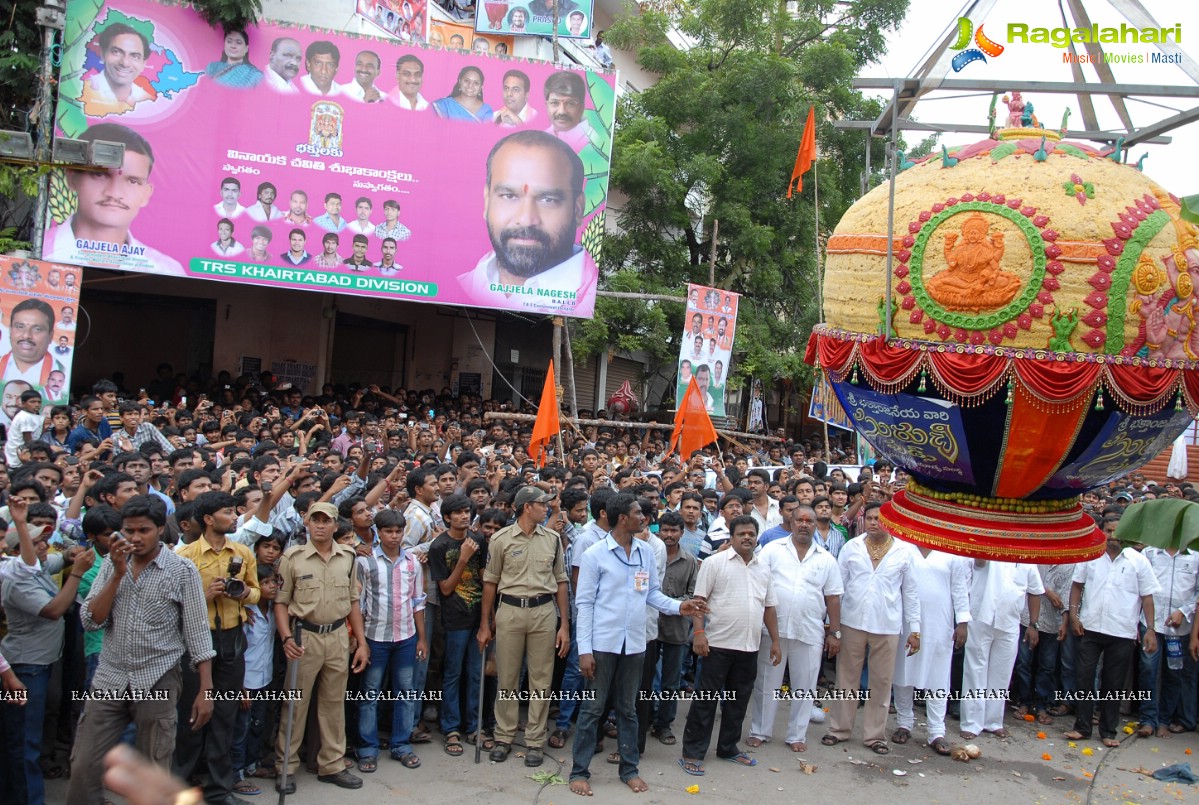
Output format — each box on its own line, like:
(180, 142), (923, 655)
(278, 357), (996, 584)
(671, 377), (719, 459)
(787, 105), (817, 198)
(529, 360), (561, 468)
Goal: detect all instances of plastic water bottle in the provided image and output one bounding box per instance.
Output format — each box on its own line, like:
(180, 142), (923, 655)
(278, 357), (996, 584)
(1165, 625), (1184, 671)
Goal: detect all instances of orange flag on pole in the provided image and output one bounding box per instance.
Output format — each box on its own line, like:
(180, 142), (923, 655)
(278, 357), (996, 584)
(529, 360), (561, 468)
(671, 377), (719, 459)
(787, 105), (817, 198)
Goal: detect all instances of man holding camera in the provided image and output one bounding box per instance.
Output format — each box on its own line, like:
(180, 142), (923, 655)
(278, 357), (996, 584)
(174, 491), (261, 805)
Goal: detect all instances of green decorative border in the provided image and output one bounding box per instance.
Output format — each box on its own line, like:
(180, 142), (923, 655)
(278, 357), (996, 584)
(1105, 209), (1171, 354)
(909, 201), (1047, 331)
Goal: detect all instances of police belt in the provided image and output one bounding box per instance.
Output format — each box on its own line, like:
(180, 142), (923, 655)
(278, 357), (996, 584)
(499, 593), (554, 609)
(296, 617), (347, 635)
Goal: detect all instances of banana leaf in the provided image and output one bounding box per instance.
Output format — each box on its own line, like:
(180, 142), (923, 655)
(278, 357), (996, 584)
(1115, 498), (1199, 550)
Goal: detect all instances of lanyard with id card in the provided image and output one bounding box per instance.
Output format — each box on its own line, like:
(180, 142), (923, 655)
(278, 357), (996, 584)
(634, 569), (650, 592)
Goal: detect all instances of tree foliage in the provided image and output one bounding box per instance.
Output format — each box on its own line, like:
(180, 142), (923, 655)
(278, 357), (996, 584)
(574, 0), (909, 404)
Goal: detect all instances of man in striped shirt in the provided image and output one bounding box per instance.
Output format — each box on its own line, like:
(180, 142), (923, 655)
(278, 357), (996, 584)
(356, 508), (427, 771)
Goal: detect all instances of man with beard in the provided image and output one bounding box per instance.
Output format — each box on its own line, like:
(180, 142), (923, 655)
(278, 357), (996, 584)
(542, 71), (594, 152)
(265, 37), (302, 93)
(246, 181), (284, 222)
(457, 131), (594, 315)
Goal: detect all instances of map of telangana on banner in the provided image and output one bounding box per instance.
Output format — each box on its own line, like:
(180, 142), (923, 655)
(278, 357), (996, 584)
(675, 284), (739, 417)
(0, 256), (82, 429)
(48, 0), (615, 319)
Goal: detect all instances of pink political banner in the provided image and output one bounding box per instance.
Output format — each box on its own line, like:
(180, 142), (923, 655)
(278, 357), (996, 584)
(47, 0), (615, 319)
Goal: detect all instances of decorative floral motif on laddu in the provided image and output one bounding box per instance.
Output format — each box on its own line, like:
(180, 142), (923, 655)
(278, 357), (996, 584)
(901, 196), (1052, 346)
(1063, 174), (1095, 205)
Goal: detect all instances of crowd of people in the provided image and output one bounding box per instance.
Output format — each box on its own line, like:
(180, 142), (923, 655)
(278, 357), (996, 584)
(0, 371), (1196, 804)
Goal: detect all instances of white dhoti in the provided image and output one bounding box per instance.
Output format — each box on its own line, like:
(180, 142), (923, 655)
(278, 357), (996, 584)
(960, 621), (1018, 734)
(749, 637), (822, 744)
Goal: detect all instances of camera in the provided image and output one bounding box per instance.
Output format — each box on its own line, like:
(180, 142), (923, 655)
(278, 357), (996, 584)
(223, 556), (247, 599)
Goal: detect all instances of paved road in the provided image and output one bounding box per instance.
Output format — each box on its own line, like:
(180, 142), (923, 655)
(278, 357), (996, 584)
(48, 701), (1198, 804)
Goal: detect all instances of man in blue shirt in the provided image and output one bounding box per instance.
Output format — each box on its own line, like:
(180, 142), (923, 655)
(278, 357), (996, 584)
(66, 395), (113, 455)
(569, 493), (703, 797)
(758, 495), (799, 548)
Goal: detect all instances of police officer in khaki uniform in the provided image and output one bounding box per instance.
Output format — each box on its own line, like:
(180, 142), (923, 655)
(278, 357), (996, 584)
(478, 486), (569, 767)
(274, 502), (369, 792)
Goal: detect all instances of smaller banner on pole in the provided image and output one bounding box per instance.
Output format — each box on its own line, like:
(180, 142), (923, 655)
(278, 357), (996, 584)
(675, 283), (738, 417)
(808, 372), (853, 431)
(356, 0), (429, 42)
(0, 256), (83, 427)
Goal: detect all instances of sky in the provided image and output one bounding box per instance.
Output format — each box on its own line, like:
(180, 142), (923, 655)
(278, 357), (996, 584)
(858, 0), (1199, 195)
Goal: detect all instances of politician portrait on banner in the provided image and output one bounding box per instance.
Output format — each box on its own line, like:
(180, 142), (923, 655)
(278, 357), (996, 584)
(675, 283), (739, 417)
(46, 0), (614, 319)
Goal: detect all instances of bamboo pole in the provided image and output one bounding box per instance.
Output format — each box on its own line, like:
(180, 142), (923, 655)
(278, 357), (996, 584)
(483, 411), (784, 443)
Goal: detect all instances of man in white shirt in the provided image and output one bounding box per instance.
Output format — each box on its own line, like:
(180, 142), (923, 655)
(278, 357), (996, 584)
(1137, 543), (1198, 736)
(1064, 514), (1160, 746)
(210, 218), (244, 257)
(679, 516), (779, 775)
(341, 50), (382, 102)
(213, 177), (246, 220)
(495, 70), (538, 127)
(345, 198), (375, 236)
(299, 40), (344, 96)
(82, 24), (151, 115)
(4, 388), (42, 466)
(748, 506), (842, 752)
(891, 542), (971, 754)
(959, 560), (1044, 740)
(457, 131), (596, 317)
(265, 37), (301, 93)
(390, 55), (429, 111)
(745, 469), (781, 533)
(245, 182), (285, 222)
(823, 502), (920, 754)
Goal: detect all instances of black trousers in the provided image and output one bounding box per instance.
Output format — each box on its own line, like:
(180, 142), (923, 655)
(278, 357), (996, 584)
(681, 646), (756, 761)
(635, 640), (661, 753)
(1071, 630), (1135, 740)
(173, 627), (245, 802)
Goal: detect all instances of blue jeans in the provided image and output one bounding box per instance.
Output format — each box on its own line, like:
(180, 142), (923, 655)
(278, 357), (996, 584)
(360, 636), (417, 759)
(570, 651), (645, 784)
(440, 628), (482, 735)
(1139, 627), (1199, 730)
(9, 663), (51, 805)
(556, 631), (582, 731)
(654, 642), (689, 731)
(232, 695), (271, 776)
(1059, 630), (1079, 697)
(1012, 631), (1061, 712)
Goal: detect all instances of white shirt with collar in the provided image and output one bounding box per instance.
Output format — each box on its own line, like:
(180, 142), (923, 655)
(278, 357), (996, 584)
(693, 547), (777, 652)
(389, 90), (429, 110)
(213, 202), (247, 219)
(45, 215), (184, 276)
(968, 560), (1045, 633)
(264, 68), (298, 93)
(341, 81), (382, 102)
(495, 104), (538, 126)
(299, 74), (344, 96)
(759, 538), (842, 646)
(837, 535), (922, 636)
(246, 204), (284, 222)
(1140, 547), (1198, 633)
(1073, 547), (1161, 639)
(458, 247), (596, 316)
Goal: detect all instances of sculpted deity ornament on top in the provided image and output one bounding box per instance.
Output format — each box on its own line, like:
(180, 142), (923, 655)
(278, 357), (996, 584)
(926, 212), (1022, 313)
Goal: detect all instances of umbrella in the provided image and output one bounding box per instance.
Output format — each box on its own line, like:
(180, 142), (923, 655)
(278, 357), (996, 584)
(1115, 498), (1199, 550)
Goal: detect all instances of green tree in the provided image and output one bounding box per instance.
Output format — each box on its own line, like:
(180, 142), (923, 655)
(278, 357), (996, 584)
(574, 0), (908, 406)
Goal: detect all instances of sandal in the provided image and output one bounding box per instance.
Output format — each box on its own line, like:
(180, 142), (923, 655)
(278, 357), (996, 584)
(678, 758), (705, 776)
(821, 734), (842, 746)
(411, 729), (432, 744)
(930, 737), (951, 756)
(891, 727), (911, 745)
(867, 741), (890, 755)
(603, 720), (618, 738)
(251, 766), (278, 779)
(988, 728), (1010, 740)
(723, 752), (757, 766)
(548, 729), (568, 749)
(444, 732), (464, 757)
(655, 728), (677, 746)
(234, 780), (261, 795)
(1168, 723), (1187, 734)
(606, 751), (621, 764)
(1036, 712), (1055, 725)
(1046, 704), (1070, 717)
(357, 757), (377, 773)
(392, 752), (421, 768)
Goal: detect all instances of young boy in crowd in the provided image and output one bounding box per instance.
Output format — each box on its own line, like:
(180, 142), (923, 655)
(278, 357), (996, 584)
(231, 563), (280, 794)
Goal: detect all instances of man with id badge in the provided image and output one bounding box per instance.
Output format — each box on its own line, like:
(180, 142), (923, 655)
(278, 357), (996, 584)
(569, 493), (705, 796)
